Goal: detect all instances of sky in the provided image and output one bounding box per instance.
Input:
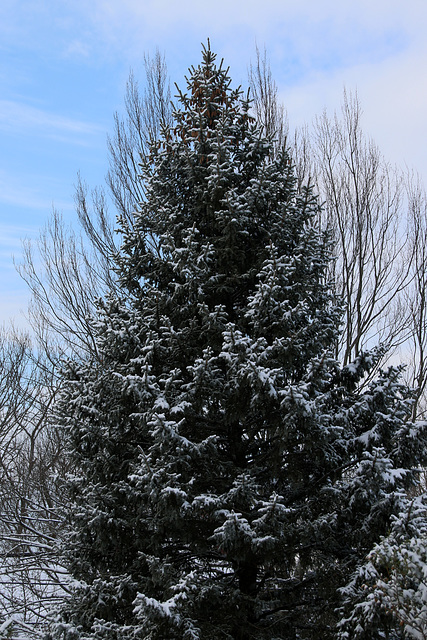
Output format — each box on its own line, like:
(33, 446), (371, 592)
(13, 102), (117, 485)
(1, 0), (427, 328)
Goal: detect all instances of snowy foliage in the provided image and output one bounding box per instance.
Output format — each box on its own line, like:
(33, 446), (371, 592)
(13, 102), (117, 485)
(53, 44), (427, 640)
(339, 495), (427, 639)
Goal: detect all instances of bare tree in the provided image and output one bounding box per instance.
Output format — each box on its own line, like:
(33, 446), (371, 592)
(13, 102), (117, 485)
(107, 49), (172, 233)
(403, 175), (427, 419)
(0, 328), (69, 638)
(17, 50), (172, 365)
(248, 46), (288, 156)
(17, 206), (117, 364)
(309, 92), (413, 365)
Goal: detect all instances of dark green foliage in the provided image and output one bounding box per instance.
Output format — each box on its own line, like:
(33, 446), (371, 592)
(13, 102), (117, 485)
(55, 44), (427, 640)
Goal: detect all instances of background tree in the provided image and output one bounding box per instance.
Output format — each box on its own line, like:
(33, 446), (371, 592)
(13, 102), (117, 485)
(403, 175), (427, 419)
(304, 98), (427, 415)
(248, 46), (287, 157)
(53, 45), (427, 640)
(309, 92), (412, 366)
(0, 328), (69, 638)
(107, 50), (172, 237)
(18, 208), (116, 363)
(338, 496), (427, 639)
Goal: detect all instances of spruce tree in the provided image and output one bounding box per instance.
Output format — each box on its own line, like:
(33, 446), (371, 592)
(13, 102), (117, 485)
(55, 44), (427, 640)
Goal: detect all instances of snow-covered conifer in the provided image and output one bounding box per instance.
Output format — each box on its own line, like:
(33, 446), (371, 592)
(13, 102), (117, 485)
(55, 44), (427, 640)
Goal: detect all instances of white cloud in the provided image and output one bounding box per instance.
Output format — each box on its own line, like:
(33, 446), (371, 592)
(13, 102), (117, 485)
(74, 0), (425, 64)
(279, 37), (427, 182)
(63, 39), (91, 59)
(0, 100), (104, 143)
(0, 169), (75, 211)
(89, 0), (422, 38)
(2, 0), (426, 65)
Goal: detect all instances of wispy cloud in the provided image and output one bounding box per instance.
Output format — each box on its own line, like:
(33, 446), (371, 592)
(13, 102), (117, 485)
(0, 290), (30, 330)
(0, 170), (75, 211)
(2, 0), (426, 67)
(76, 0), (422, 64)
(0, 226), (32, 297)
(0, 100), (104, 144)
(0, 225), (31, 262)
(63, 39), (92, 59)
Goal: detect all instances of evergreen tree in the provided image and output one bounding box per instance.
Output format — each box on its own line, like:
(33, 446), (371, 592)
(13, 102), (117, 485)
(338, 495), (427, 639)
(55, 44), (427, 640)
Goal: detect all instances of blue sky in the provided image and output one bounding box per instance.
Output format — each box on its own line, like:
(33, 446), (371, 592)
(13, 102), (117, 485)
(1, 0), (427, 327)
